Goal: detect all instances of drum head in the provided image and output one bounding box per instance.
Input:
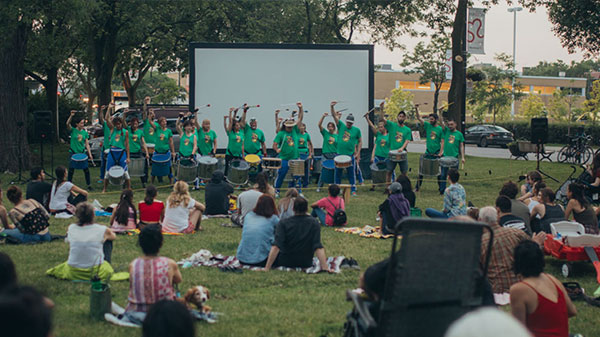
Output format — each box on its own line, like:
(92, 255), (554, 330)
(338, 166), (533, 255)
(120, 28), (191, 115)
(322, 160), (335, 169)
(245, 154), (260, 164)
(232, 160), (249, 169)
(146, 143), (155, 148)
(199, 156), (218, 165)
(109, 166), (125, 177)
(152, 153), (171, 163)
(72, 153), (88, 161)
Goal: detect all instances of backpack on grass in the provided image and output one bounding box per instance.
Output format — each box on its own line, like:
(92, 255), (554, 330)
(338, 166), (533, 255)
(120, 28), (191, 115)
(327, 198), (346, 226)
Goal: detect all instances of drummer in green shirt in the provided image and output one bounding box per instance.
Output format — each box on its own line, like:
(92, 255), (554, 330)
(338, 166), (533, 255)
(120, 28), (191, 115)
(194, 118), (217, 156)
(103, 113), (131, 193)
(176, 116), (198, 160)
(142, 96), (158, 151)
(128, 117), (149, 186)
(148, 116), (175, 184)
(379, 101), (412, 179)
(273, 102), (304, 196)
(97, 104), (113, 182)
(364, 112), (391, 190)
(224, 107), (245, 176)
(297, 123), (314, 187)
(331, 101), (362, 195)
(316, 112), (338, 192)
(415, 106), (444, 191)
(439, 115), (465, 194)
(240, 106), (267, 157)
(66, 110), (94, 190)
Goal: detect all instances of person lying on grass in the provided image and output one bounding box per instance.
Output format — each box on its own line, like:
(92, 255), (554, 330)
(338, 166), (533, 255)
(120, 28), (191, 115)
(105, 224), (182, 327)
(264, 197), (332, 272)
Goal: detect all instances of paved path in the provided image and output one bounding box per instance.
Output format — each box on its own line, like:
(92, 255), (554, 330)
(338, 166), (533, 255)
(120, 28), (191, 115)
(406, 141), (563, 161)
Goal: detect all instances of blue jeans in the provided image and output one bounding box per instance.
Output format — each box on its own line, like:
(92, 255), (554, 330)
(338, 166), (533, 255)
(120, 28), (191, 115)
(335, 156), (356, 192)
(2, 229), (51, 243)
(300, 154), (310, 187)
(274, 159), (301, 193)
(439, 164), (459, 194)
(311, 207), (327, 226)
(425, 208), (450, 219)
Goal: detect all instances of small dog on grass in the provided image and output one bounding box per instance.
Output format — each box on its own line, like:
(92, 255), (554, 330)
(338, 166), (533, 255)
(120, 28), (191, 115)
(181, 285), (212, 313)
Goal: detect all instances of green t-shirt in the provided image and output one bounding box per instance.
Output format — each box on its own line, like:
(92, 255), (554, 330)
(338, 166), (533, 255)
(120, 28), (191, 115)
(70, 128), (88, 154)
(298, 132), (311, 155)
(102, 121), (110, 150)
(143, 121), (158, 145)
(274, 126), (299, 160)
(110, 128), (127, 149)
(155, 127), (173, 153)
(128, 128), (144, 154)
(197, 128), (217, 155)
(443, 129), (464, 158)
(374, 132), (390, 158)
(243, 124), (265, 154)
(320, 129), (337, 154)
(179, 132), (196, 157)
(385, 120), (412, 150)
(227, 130), (244, 157)
(423, 121), (443, 155)
(336, 121), (361, 156)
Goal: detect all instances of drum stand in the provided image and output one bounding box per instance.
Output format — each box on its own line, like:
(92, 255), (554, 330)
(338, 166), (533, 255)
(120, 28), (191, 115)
(535, 144), (558, 183)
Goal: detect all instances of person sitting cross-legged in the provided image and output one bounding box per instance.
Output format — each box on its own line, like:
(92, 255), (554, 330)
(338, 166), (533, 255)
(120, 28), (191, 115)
(378, 182), (410, 235)
(162, 181), (205, 233)
(236, 195), (280, 267)
(496, 195), (530, 235)
(425, 168), (466, 219)
(310, 184), (346, 227)
(264, 197), (331, 271)
(2, 186), (52, 243)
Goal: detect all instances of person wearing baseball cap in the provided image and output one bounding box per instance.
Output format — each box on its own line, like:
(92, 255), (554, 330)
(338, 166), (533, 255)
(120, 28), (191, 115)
(273, 102), (304, 197)
(378, 182), (410, 235)
(241, 106), (267, 158)
(330, 101), (362, 196)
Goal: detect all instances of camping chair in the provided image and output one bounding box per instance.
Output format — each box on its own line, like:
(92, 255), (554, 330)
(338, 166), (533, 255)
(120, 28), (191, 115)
(343, 218), (493, 337)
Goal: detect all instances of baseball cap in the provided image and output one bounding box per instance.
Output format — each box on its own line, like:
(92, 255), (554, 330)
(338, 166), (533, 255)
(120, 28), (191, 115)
(388, 182), (403, 194)
(249, 117), (257, 122)
(345, 114), (355, 124)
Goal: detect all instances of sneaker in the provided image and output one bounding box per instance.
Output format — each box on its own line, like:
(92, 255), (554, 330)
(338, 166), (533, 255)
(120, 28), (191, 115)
(104, 313), (140, 328)
(299, 193), (305, 198)
(111, 302), (126, 315)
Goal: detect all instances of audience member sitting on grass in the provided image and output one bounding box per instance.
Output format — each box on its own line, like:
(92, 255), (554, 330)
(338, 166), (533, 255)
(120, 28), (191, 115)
(510, 240), (576, 337)
(499, 180), (531, 229)
(49, 166), (88, 215)
(138, 185), (164, 229)
(264, 197), (331, 271)
(0, 185), (8, 230)
(479, 206), (545, 294)
(278, 188), (299, 221)
(524, 181), (546, 214)
(204, 170), (233, 216)
(378, 182), (410, 234)
(311, 184), (346, 227)
(565, 182), (598, 234)
(142, 300), (195, 337)
(396, 175), (416, 208)
(233, 172), (272, 226)
(109, 189), (137, 232)
(0, 252), (17, 291)
(587, 153), (600, 187)
(46, 203), (118, 281)
(105, 225), (182, 327)
(530, 188), (565, 233)
(496, 195), (530, 235)
(162, 181), (205, 233)
(425, 168), (466, 219)
(0, 285), (53, 337)
(26, 167), (52, 210)
(1, 186), (52, 243)
(519, 171), (543, 202)
(236, 195), (280, 267)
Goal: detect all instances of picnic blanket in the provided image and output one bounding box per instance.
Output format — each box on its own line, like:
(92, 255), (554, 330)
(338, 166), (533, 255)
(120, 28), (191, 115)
(178, 249), (346, 274)
(335, 225), (399, 239)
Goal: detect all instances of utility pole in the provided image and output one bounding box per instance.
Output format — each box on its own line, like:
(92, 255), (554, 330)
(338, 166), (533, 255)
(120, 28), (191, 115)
(508, 7), (523, 118)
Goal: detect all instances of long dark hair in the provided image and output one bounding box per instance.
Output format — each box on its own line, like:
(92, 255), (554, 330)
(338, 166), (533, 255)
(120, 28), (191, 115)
(568, 183), (589, 209)
(55, 166), (67, 186)
(144, 185), (158, 205)
(115, 189), (137, 225)
(255, 172), (269, 194)
(253, 195), (278, 218)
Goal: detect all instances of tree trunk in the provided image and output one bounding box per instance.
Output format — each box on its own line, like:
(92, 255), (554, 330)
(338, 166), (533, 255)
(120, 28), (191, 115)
(0, 23), (31, 172)
(122, 72), (135, 107)
(448, 0), (467, 132)
(46, 66), (59, 141)
(93, 12), (119, 108)
(433, 84), (440, 114)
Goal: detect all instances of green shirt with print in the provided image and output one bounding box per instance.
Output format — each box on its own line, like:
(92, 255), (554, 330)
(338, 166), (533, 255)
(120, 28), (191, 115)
(443, 129), (464, 158)
(197, 128), (217, 155)
(227, 130), (244, 157)
(143, 121), (158, 145)
(110, 128), (127, 149)
(103, 121), (111, 150)
(298, 132), (311, 155)
(320, 129), (337, 154)
(128, 128), (144, 154)
(70, 128), (89, 154)
(243, 124), (265, 155)
(423, 121), (443, 155)
(179, 132), (196, 157)
(374, 132), (390, 158)
(336, 120), (361, 156)
(274, 126), (299, 160)
(385, 120), (412, 150)
(155, 127), (173, 153)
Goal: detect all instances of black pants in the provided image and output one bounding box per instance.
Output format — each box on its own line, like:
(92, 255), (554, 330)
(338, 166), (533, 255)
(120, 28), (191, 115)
(68, 168), (91, 187)
(67, 194), (87, 207)
(103, 240), (113, 263)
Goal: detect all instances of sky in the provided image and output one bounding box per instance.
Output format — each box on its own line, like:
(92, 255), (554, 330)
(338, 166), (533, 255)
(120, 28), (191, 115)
(359, 3), (587, 72)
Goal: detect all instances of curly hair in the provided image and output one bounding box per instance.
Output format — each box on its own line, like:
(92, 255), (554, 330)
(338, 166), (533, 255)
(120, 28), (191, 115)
(167, 181), (191, 208)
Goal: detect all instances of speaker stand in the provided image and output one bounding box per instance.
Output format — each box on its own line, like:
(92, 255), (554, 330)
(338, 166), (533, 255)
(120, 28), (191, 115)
(535, 144), (558, 183)
(10, 123), (27, 185)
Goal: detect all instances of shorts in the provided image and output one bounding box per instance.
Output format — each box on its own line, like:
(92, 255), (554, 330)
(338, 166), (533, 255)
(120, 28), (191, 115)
(386, 158), (408, 174)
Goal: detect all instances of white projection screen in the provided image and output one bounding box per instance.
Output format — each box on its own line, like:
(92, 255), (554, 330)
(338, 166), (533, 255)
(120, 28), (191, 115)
(189, 43), (374, 150)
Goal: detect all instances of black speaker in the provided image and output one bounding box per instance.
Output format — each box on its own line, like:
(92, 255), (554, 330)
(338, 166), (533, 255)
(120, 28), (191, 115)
(33, 110), (52, 140)
(531, 118), (548, 145)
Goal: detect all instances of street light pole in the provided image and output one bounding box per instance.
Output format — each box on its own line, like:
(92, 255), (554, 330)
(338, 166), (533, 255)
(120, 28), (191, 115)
(508, 7), (523, 118)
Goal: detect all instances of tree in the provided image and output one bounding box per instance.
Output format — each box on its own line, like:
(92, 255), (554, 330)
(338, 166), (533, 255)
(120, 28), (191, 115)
(384, 87), (415, 119)
(547, 0), (600, 57)
(582, 80), (600, 125)
(467, 54), (524, 124)
(520, 95), (546, 119)
(401, 34), (451, 114)
(135, 72), (186, 104)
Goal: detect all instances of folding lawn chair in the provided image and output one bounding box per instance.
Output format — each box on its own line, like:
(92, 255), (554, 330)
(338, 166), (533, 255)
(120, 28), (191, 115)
(343, 218), (493, 337)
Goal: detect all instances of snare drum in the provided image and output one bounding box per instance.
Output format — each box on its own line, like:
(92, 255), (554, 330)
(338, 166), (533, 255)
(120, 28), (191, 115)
(70, 153), (89, 170)
(334, 155), (352, 169)
(197, 156), (218, 179)
(146, 143), (155, 155)
(389, 149), (407, 162)
(228, 159), (249, 185)
(177, 159), (198, 183)
(439, 156), (459, 168)
(128, 156), (146, 177)
(262, 157), (282, 169)
(151, 153), (171, 177)
(108, 166), (125, 185)
(289, 159), (305, 177)
(419, 154), (440, 176)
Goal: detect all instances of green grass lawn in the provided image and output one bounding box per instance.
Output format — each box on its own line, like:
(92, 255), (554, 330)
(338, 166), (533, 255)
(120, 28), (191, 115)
(2, 145), (600, 337)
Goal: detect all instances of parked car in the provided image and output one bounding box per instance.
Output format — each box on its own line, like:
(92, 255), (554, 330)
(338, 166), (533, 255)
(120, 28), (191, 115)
(464, 124), (514, 148)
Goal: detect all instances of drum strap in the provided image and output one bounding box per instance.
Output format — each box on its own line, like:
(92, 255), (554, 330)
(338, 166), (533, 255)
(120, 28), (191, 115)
(326, 198), (342, 218)
(110, 149), (124, 163)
